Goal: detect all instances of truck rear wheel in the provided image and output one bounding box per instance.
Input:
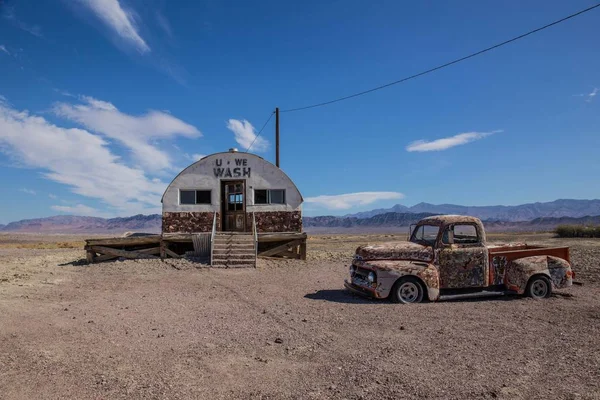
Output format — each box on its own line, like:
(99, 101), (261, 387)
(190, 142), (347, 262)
(526, 275), (552, 299)
(391, 277), (424, 304)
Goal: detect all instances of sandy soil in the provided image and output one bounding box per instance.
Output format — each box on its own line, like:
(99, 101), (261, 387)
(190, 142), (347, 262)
(1, 233), (599, 399)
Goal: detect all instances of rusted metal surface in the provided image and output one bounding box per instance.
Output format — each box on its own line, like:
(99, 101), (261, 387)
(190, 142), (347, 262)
(548, 256), (573, 287)
(504, 255), (573, 293)
(163, 212), (221, 233)
(345, 214), (573, 302)
(489, 245), (570, 291)
(348, 258), (440, 301)
(489, 245), (570, 263)
(490, 255), (508, 286)
(436, 246), (489, 289)
(418, 215), (484, 226)
(487, 243), (529, 252)
(411, 215), (487, 246)
(356, 242), (433, 262)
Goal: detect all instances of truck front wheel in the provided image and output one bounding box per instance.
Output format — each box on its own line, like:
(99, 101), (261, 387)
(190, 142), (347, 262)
(526, 275), (552, 299)
(391, 277), (425, 304)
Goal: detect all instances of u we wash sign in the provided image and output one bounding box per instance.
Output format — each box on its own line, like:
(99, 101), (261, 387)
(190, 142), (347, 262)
(213, 158), (251, 178)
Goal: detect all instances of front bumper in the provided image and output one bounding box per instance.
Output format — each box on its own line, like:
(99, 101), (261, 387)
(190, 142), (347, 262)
(344, 279), (381, 299)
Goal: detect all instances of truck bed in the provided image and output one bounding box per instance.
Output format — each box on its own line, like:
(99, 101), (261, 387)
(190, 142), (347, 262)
(488, 244), (570, 263)
(487, 244), (570, 286)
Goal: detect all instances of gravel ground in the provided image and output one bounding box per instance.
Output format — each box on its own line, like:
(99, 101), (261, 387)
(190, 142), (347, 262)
(0, 233), (599, 399)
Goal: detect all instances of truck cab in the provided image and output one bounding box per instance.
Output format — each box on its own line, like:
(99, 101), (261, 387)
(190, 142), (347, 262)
(344, 215), (574, 303)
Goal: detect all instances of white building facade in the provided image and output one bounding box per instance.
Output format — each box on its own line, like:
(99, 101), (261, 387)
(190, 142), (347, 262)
(162, 150), (303, 233)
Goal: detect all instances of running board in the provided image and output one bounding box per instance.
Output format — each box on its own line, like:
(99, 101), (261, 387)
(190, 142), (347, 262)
(439, 291), (509, 301)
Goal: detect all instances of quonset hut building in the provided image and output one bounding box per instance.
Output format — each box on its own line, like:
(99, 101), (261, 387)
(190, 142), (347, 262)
(84, 148), (306, 265)
(162, 149), (303, 233)
(159, 148), (307, 264)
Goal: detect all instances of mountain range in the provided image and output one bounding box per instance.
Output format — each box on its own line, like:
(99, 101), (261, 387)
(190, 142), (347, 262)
(345, 199), (600, 222)
(1, 199), (599, 234)
(305, 213), (600, 233)
(0, 214), (161, 234)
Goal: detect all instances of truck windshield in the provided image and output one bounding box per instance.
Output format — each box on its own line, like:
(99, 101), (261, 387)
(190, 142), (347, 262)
(410, 224), (440, 246)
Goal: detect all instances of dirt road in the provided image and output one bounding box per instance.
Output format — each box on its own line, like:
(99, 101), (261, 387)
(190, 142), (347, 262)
(1, 234), (599, 399)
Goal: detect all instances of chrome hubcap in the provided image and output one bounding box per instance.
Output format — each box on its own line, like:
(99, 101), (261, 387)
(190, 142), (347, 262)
(532, 280), (548, 298)
(399, 282), (419, 303)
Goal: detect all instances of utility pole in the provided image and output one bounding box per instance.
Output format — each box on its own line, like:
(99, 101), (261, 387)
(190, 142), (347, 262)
(275, 107), (280, 168)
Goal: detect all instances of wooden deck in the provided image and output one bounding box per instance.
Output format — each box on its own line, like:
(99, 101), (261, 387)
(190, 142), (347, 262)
(84, 232), (307, 264)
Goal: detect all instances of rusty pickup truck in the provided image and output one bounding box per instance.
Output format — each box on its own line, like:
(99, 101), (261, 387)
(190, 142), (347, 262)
(344, 215), (574, 303)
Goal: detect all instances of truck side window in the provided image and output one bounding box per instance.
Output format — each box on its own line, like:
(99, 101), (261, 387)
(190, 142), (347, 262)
(442, 224), (479, 245)
(410, 224), (439, 246)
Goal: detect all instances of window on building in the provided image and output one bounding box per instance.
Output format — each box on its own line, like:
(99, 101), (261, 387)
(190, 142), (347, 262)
(180, 189), (211, 205)
(228, 193), (243, 211)
(269, 189), (285, 204)
(254, 189), (286, 205)
(196, 190), (211, 204)
(254, 189), (268, 204)
(180, 190), (196, 205)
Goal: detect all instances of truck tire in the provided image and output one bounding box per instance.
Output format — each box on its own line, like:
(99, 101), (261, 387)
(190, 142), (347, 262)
(391, 277), (425, 304)
(526, 275), (552, 299)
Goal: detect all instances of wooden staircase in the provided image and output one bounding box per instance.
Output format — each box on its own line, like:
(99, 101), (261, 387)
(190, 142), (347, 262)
(211, 232), (256, 268)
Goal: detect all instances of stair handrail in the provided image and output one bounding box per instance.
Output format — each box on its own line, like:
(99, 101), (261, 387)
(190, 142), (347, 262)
(210, 211), (217, 264)
(252, 212), (258, 261)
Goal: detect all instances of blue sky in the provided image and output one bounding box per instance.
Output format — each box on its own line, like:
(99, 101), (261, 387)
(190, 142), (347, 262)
(0, 0), (599, 223)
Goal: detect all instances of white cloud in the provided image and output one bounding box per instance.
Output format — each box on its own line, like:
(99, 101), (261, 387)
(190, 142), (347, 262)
(406, 130), (501, 152)
(2, 8), (43, 38)
(51, 204), (103, 216)
(0, 45), (9, 55)
(53, 88), (76, 97)
(226, 119), (269, 152)
(53, 96), (201, 171)
(574, 88), (598, 102)
(305, 192), (405, 210)
(586, 88), (598, 102)
(184, 153), (206, 162)
(155, 11), (173, 38)
(19, 188), (36, 195)
(48, 194), (58, 199)
(79, 0), (150, 53)
(0, 98), (165, 216)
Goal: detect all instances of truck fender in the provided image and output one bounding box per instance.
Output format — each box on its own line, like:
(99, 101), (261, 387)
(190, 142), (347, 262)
(369, 261), (440, 301)
(504, 255), (572, 294)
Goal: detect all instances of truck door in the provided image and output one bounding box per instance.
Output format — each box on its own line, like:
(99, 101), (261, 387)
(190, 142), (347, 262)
(437, 223), (488, 289)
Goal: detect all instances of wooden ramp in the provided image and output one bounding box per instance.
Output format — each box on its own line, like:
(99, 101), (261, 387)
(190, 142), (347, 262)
(257, 232), (307, 260)
(85, 234), (192, 263)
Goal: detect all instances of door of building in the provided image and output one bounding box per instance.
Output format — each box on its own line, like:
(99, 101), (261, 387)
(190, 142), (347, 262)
(221, 181), (245, 232)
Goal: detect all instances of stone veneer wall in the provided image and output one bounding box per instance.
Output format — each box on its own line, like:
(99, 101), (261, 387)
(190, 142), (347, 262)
(162, 212), (220, 233)
(163, 211), (301, 233)
(253, 211), (302, 233)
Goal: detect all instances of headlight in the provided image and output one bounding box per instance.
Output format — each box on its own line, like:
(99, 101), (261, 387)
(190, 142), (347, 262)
(367, 271), (376, 283)
(349, 265), (356, 276)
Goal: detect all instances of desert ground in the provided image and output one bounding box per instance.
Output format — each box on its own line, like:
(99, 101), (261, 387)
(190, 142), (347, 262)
(1, 232), (599, 399)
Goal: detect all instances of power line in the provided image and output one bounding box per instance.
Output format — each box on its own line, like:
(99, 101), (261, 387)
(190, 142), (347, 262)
(245, 111), (275, 152)
(281, 3), (600, 113)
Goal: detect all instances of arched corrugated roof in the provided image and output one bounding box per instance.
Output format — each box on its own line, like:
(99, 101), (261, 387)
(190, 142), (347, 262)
(161, 152), (303, 203)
